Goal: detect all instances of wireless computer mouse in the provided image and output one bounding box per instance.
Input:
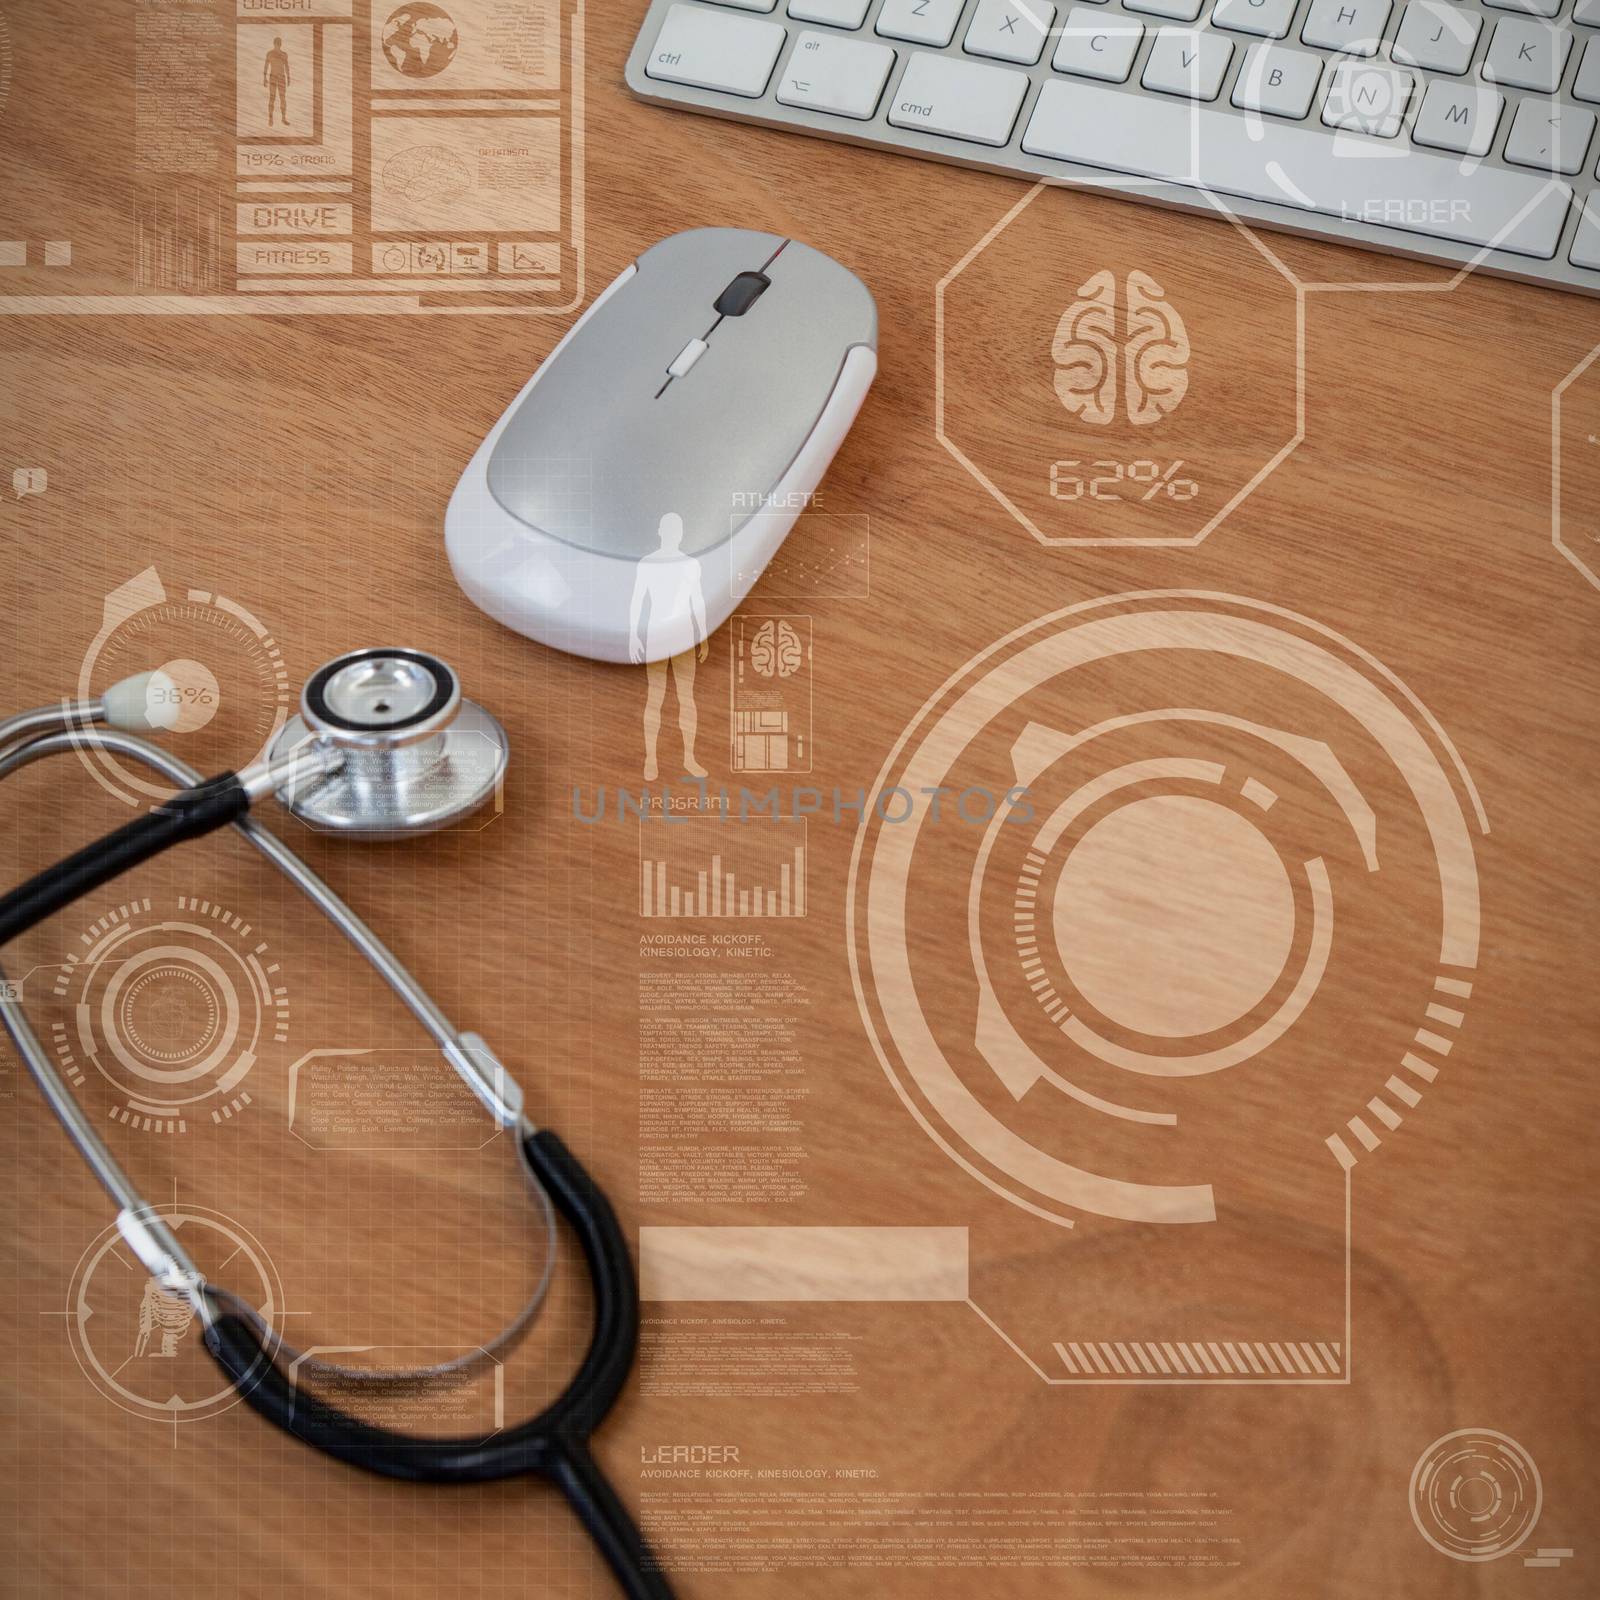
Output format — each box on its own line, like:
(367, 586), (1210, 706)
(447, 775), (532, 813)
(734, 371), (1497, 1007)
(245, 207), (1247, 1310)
(445, 227), (878, 664)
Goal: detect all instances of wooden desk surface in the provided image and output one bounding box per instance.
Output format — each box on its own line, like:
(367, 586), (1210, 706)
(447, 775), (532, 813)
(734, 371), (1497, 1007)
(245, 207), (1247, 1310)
(3, 2), (1598, 1595)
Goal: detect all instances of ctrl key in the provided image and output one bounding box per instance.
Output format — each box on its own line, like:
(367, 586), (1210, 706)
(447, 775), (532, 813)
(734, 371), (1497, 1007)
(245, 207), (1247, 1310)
(646, 3), (787, 97)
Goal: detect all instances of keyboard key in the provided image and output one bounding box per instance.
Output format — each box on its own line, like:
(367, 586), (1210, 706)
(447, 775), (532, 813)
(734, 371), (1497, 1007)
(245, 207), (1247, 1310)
(1576, 38), (1600, 103)
(1481, 18), (1571, 92)
(1481, 0), (1560, 15)
(1579, 0), (1600, 25)
(965, 0), (1056, 63)
(1302, 0), (1392, 57)
(1573, 195), (1600, 270)
(1503, 100), (1596, 172)
(1322, 60), (1413, 136)
(886, 51), (1030, 143)
(1020, 78), (1573, 257)
(645, 3), (787, 94)
(1392, 1), (1481, 74)
(789, 0), (872, 26)
(778, 30), (896, 113)
(1124, 0), (1204, 21)
(1232, 43), (1324, 117)
(713, 0), (780, 11)
(1141, 27), (1234, 98)
(1053, 6), (1145, 78)
(1411, 81), (1502, 155)
(1211, 0), (1299, 39)
(877, 0), (965, 45)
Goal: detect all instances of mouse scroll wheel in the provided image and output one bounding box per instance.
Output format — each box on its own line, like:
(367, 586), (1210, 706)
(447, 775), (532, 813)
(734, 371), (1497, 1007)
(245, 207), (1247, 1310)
(714, 271), (771, 317)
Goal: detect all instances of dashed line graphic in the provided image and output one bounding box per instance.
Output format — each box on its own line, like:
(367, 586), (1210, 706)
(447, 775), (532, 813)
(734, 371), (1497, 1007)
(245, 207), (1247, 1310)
(1325, 973), (1472, 1170)
(1053, 1338), (1344, 1379)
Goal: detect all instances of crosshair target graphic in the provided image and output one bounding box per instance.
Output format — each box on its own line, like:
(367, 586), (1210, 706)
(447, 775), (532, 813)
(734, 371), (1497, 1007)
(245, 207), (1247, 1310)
(49, 896), (287, 1132)
(848, 593), (1486, 1376)
(67, 1203), (283, 1424)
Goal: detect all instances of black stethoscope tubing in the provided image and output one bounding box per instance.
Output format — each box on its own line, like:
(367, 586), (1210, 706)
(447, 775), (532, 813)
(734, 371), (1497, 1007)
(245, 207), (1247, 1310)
(0, 720), (675, 1600)
(206, 1124), (672, 1600)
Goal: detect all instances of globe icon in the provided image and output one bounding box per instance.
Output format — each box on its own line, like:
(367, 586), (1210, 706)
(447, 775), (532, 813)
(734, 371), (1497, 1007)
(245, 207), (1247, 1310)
(382, 4), (460, 78)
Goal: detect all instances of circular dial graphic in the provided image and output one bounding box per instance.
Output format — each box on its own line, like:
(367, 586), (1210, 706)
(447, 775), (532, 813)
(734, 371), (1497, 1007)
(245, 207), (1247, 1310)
(1410, 1430), (1543, 1562)
(67, 1205), (282, 1423)
(848, 592), (1485, 1230)
(49, 897), (288, 1132)
(75, 567), (288, 805)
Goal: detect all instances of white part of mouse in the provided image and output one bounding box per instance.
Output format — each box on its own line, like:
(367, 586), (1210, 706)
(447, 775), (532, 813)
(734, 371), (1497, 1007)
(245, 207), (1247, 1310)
(445, 228), (878, 665)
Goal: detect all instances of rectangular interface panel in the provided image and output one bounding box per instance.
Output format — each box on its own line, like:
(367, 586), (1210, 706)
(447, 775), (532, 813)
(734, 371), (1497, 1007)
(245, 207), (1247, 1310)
(0, 0), (585, 315)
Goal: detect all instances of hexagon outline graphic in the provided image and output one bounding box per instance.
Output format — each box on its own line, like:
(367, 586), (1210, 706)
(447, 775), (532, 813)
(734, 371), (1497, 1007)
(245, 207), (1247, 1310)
(1552, 342), (1600, 594)
(936, 182), (1306, 549)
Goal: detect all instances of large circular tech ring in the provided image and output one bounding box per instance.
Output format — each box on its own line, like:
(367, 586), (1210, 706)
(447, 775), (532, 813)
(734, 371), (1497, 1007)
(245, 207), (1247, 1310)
(54, 908), (278, 1126)
(847, 592), (1485, 1229)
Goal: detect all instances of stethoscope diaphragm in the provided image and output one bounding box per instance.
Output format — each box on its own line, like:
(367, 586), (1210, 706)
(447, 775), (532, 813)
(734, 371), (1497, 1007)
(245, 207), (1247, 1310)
(271, 648), (509, 837)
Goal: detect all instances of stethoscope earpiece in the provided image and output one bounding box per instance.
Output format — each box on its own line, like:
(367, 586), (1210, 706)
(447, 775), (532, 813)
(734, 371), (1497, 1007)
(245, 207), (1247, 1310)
(271, 648), (509, 836)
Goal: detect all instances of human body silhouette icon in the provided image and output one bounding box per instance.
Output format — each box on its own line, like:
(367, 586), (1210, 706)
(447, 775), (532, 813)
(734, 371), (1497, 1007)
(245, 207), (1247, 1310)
(134, 1277), (195, 1358)
(630, 512), (708, 780)
(264, 37), (292, 127)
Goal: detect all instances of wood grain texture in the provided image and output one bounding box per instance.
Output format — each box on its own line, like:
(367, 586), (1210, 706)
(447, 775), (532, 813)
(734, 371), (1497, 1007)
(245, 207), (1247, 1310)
(2, 1), (1598, 1596)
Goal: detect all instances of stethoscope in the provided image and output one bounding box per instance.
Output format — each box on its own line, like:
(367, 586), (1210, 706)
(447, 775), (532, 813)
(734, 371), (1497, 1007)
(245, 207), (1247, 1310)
(0, 649), (675, 1600)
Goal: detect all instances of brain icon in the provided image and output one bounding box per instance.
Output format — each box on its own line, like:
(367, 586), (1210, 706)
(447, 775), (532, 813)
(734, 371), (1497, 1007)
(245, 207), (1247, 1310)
(1052, 270), (1190, 428)
(750, 619), (803, 679)
(1051, 268), (1118, 427)
(382, 144), (473, 207)
(1124, 271), (1190, 426)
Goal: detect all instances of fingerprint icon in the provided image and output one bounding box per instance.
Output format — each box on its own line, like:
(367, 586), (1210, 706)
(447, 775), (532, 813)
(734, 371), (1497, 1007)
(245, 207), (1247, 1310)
(1052, 269), (1190, 428)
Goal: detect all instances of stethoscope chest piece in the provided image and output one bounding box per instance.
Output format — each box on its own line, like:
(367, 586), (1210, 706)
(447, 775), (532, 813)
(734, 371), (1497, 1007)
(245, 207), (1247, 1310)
(271, 649), (508, 837)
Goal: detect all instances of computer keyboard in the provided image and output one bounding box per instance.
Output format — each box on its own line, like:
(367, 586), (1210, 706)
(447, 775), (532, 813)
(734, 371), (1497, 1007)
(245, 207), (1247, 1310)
(625, 0), (1600, 297)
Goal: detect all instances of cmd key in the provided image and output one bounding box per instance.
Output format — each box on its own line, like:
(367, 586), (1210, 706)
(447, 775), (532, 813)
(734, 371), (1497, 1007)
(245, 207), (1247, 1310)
(887, 52), (1030, 145)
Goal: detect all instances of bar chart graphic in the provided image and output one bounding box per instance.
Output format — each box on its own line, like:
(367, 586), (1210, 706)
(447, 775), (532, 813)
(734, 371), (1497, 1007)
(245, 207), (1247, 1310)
(639, 817), (807, 919)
